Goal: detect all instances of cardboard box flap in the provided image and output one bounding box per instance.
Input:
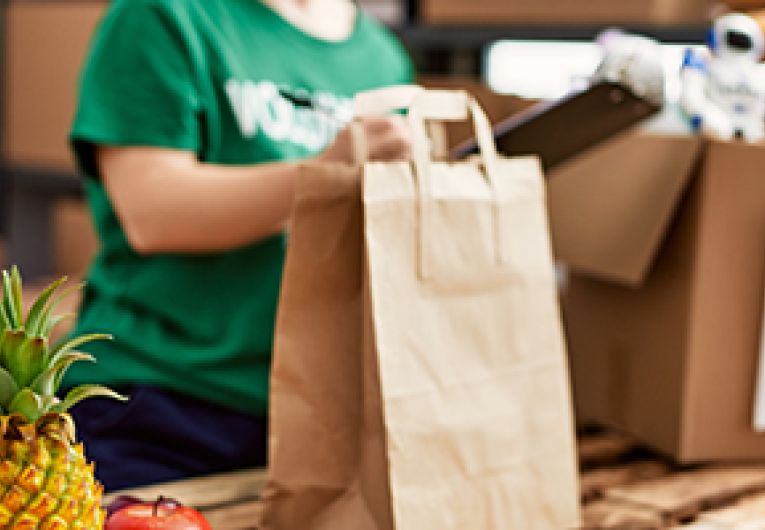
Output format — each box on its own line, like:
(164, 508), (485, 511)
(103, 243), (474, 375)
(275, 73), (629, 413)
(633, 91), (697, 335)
(547, 131), (703, 286)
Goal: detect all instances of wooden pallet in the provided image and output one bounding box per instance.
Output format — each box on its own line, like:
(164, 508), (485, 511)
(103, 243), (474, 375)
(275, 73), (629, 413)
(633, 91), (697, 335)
(578, 429), (765, 529)
(106, 428), (765, 530)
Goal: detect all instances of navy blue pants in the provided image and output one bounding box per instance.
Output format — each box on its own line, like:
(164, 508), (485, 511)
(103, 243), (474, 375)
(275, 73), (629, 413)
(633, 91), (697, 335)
(69, 385), (268, 492)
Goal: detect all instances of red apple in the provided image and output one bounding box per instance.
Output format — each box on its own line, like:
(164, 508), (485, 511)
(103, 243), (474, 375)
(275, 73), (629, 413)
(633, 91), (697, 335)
(105, 496), (212, 530)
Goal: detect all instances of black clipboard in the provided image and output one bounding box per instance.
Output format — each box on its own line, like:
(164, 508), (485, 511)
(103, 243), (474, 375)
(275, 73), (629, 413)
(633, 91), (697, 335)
(453, 81), (661, 171)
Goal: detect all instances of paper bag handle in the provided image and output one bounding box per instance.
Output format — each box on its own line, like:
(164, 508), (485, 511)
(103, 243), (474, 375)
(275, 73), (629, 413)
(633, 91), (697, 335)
(407, 91), (506, 279)
(352, 86), (500, 195)
(407, 90), (499, 194)
(353, 84), (424, 116)
(353, 86), (507, 279)
(352, 85), (450, 162)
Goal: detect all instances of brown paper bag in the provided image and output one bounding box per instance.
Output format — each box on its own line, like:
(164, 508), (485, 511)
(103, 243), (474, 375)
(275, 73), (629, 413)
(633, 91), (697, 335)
(259, 88), (580, 530)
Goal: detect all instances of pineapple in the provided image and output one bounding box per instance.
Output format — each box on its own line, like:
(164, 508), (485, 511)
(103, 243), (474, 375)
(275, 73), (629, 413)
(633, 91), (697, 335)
(0, 266), (126, 529)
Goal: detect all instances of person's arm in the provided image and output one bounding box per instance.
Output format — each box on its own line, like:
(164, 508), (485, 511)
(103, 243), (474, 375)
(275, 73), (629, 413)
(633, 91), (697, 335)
(99, 115), (411, 254)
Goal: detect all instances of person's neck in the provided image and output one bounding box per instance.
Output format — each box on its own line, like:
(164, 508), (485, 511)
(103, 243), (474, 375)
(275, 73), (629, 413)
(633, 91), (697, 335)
(261, 0), (357, 42)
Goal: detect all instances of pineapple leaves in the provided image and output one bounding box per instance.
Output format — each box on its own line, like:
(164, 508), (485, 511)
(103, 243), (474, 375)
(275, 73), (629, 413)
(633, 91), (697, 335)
(0, 268), (128, 421)
(0, 330), (25, 369)
(45, 313), (75, 337)
(24, 276), (67, 337)
(52, 385), (128, 415)
(0, 300), (10, 335)
(1, 270), (19, 330)
(8, 388), (43, 423)
(0, 366), (19, 410)
(30, 351), (95, 397)
(9, 267), (23, 325)
(35, 282), (84, 339)
(48, 333), (112, 366)
(6, 337), (47, 389)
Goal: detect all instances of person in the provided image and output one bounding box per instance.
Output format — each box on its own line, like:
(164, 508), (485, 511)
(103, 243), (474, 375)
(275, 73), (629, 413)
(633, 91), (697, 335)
(65, 0), (414, 492)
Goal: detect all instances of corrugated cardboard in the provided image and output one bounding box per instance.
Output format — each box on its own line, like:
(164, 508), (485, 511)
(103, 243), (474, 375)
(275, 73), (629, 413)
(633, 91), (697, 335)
(552, 138), (765, 461)
(421, 0), (713, 26)
(4, 1), (107, 170)
(549, 132), (703, 286)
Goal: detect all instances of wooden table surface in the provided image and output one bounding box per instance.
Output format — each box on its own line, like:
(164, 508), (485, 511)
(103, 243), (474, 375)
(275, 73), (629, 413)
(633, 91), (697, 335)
(106, 429), (765, 530)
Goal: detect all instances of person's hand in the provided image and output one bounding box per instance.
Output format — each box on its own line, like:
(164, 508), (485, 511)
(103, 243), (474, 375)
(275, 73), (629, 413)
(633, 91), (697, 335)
(316, 115), (412, 164)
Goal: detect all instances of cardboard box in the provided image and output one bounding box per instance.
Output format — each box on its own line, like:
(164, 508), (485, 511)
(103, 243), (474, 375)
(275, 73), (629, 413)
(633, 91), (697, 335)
(549, 135), (765, 461)
(3, 1), (107, 170)
(421, 0), (713, 25)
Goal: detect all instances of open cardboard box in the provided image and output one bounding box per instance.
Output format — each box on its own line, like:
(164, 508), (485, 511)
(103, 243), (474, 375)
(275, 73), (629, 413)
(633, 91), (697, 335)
(549, 131), (765, 461)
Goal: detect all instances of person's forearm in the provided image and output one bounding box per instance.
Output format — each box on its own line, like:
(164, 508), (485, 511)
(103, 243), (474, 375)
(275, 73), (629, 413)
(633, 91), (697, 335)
(100, 148), (300, 254)
(99, 116), (411, 255)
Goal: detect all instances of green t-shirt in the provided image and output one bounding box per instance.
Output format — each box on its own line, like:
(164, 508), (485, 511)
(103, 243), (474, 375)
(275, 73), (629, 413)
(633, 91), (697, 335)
(67, 0), (413, 415)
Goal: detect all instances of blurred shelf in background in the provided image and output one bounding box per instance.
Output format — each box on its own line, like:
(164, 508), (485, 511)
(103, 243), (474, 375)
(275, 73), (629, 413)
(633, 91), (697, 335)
(397, 22), (708, 49)
(398, 0), (712, 74)
(397, 22), (708, 75)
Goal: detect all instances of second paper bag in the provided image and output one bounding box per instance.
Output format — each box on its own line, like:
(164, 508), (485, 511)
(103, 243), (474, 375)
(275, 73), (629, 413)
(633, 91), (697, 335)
(259, 88), (580, 530)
